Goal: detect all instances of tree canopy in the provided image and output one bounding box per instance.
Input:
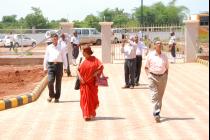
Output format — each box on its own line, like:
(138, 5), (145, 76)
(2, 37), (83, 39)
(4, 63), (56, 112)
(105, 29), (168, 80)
(0, 0), (189, 29)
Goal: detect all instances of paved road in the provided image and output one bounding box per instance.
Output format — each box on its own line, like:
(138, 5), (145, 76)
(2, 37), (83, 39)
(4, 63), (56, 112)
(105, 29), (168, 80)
(0, 47), (209, 140)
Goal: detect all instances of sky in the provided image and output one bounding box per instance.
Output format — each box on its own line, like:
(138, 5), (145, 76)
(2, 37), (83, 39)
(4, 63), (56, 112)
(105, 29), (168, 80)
(0, 0), (209, 21)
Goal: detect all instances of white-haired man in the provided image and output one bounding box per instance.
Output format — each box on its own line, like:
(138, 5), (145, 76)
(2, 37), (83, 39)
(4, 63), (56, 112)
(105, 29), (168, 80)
(121, 36), (137, 89)
(134, 31), (148, 86)
(145, 40), (169, 123)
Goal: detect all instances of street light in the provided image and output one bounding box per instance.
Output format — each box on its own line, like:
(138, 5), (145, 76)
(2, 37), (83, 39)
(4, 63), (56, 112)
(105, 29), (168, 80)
(141, 0), (143, 26)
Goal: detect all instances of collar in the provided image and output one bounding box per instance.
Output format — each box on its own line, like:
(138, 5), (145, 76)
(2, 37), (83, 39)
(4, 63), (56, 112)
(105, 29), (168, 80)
(155, 51), (162, 56)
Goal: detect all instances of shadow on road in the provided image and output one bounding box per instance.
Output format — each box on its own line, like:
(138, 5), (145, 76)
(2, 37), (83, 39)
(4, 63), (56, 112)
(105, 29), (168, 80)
(160, 116), (195, 123)
(93, 116), (125, 121)
(58, 100), (80, 103)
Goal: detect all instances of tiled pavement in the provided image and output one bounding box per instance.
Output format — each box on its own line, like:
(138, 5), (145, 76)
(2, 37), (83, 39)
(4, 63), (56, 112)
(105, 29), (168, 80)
(0, 47), (209, 140)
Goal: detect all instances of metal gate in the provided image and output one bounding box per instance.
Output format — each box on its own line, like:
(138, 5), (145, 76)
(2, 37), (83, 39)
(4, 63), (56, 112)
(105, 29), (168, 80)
(111, 25), (185, 63)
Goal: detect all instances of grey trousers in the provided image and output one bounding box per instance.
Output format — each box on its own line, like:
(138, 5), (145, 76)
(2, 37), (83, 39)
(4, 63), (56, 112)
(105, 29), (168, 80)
(148, 73), (168, 116)
(124, 58), (136, 86)
(47, 63), (63, 99)
(135, 55), (142, 84)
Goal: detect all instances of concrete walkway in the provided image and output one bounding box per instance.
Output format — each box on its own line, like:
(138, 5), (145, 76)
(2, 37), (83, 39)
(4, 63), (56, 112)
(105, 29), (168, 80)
(0, 47), (209, 140)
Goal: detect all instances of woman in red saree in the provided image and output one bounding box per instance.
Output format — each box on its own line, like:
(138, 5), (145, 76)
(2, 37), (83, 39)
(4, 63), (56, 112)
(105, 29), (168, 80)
(77, 45), (103, 121)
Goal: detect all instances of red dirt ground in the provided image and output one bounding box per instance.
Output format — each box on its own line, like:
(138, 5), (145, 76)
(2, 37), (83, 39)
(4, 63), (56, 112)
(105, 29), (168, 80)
(0, 65), (46, 99)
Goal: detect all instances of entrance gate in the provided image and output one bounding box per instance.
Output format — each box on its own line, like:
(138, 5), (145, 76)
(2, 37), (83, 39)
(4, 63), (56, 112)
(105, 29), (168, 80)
(111, 25), (185, 63)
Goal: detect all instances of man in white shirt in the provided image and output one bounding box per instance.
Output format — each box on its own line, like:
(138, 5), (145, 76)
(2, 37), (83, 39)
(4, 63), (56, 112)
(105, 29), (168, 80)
(59, 33), (71, 77)
(9, 32), (15, 51)
(43, 33), (67, 103)
(45, 31), (52, 45)
(145, 40), (169, 123)
(169, 32), (176, 63)
(71, 31), (80, 66)
(134, 32), (148, 86)
(121, 36), (137, 89)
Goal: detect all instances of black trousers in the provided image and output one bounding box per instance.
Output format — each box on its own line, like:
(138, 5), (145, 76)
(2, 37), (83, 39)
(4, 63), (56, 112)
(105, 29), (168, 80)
(72, 44), (79, 59)
(124, 58), (136, 86)
(171, 44), (176, 57)
(47, 62), (63, 99)
(9, 42), (14, 51)
(135, 55), (142, 84)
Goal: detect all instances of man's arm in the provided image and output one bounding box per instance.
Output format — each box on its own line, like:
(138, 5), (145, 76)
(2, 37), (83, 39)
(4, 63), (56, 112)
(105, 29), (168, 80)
(144, 54), (150, 76)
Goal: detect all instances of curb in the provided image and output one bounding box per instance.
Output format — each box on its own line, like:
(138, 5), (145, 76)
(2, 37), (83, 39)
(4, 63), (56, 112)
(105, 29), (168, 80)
(0, 75), (48, 111)
(196, 58), (209, 66)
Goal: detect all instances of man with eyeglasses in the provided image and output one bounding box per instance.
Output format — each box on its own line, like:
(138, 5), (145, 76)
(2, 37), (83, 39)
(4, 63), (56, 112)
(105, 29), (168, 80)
(145, 40), (169, 123)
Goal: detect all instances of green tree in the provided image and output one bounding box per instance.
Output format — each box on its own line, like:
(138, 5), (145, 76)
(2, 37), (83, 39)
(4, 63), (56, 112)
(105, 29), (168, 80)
(59, 18), (68, 22)
(99, 8), (130, 27)
(83, 14), (100, 30)
(25, 7), (49, 29)
(2, 15), (17, 23)
(133, 0), (189, 25)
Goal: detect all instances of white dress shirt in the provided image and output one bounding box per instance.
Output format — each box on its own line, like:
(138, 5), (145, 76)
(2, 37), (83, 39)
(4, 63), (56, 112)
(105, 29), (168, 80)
(136, 41), (147, 56)
(145, 51), (169, 75)
(121, 40), (137, 59)
(43, 43), (67, 70)
(70, 36), (80, 45)
(59, 38), (68, 54)
(169, 35), (176, 45)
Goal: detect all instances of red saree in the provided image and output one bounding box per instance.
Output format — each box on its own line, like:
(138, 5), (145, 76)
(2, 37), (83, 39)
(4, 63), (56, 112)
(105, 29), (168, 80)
(79, 56), (103, 119)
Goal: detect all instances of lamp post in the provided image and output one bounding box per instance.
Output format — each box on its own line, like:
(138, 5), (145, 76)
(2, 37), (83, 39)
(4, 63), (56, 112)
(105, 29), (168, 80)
(141, 0), (143, 26)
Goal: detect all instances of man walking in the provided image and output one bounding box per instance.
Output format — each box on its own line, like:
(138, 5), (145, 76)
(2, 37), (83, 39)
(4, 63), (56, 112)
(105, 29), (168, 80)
(71, 31), (80, 66)
(59, 33), (71, 77)
(9, 32), (15, 51)
(43, 33), (67, 103)
(145, 40), (169, 123)
(134, 32), (147, 86)
(169, 32), (176, 63)
(121, 36), (137, 89)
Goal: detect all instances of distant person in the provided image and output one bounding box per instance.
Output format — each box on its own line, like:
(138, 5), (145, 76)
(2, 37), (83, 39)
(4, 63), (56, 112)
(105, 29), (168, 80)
(134, 32), (148, 86)
(43, 33), (67, 103)
(169, 32), (176, 63)
(145, 40), (169, 123)
(71, 31), (80, 66)
(77, 45), (103, 121)
(45, 31), (53, 45)
(121, 36), (137, 89)
(59, 33), (72, 77)
(9, 32), (15, 51)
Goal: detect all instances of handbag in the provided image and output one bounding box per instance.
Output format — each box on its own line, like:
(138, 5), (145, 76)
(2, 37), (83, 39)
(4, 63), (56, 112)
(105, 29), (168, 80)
(74, 57), (83, 90)
(95, 73), (108, 86)
(74, 77), (80, 90)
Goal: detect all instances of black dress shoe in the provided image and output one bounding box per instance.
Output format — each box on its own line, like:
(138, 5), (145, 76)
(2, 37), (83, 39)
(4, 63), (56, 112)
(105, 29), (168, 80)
(122, 85), (130, 89)
(47, 97), (53, 102)
(54, 99), (59, 103)
(130, 86), (134, 89)
(135, 83), (140, 86)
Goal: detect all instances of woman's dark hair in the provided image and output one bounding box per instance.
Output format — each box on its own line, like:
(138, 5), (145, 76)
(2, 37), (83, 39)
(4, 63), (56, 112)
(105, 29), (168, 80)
(83, 46), (93, 55)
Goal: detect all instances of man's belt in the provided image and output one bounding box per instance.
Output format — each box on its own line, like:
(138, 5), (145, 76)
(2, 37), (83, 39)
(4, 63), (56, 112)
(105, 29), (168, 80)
(48, 62), (63, 65)
(150, 72), (165, 77)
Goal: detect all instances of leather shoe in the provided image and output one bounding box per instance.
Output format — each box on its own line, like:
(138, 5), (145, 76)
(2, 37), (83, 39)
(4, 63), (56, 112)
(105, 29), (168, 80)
(122, 85), (130, 89)
(47, 97), (53, 102)
(130, 86), (134, 89)
(54, 99), (59, 103)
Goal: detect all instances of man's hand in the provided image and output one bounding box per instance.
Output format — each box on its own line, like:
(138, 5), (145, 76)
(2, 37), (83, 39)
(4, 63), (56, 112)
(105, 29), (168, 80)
(64, 69), (67, 73)
(44, 70), (48, 74)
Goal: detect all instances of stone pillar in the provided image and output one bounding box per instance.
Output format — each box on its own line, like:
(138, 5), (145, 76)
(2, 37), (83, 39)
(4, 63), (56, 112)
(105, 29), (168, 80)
(183, 20), (199, 62)
(59, 22), (74, 64)
(99, 22), (113, 63)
